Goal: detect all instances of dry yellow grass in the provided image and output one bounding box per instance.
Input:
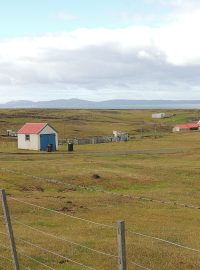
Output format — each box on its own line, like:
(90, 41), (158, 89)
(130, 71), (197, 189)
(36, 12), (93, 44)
(0, 109), (199, 269)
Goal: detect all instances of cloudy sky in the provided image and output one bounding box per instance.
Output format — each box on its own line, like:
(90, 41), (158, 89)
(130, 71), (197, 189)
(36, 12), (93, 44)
(0, 0), (200, 102)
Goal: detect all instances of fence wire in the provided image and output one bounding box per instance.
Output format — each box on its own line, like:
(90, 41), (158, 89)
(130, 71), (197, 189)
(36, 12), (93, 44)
(8, 197), (200, 255)
(17, 237), (97, 270)
(1, 167), (200, 210)
(9, 196), (115, 229)
(0, 198), (153, 270)
(13, 219), (118, 259)
(1, 167), (199, 270)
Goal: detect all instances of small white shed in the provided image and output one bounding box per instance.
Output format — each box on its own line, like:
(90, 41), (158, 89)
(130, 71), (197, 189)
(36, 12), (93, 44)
(152, 113), (166, 119)
(17, 123), (58, 151)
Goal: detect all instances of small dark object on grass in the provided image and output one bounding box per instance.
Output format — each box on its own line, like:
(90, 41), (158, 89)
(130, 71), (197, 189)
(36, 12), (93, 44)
(92, 173), (101, 179)
(59, 206), (74, 213)
(20, 185), (44, 192)
(57, 187), (77, 192)
(59, 259), (68, 264)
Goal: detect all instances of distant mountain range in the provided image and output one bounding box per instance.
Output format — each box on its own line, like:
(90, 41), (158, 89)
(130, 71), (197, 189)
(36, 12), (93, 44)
(0, 99), (200, 109)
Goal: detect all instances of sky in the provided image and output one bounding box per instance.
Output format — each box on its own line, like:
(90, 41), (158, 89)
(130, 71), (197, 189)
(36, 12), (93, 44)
(0, 0), (200, 102)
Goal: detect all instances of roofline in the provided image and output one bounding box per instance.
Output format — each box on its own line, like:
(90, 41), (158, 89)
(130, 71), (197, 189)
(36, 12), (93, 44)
(35, 123), (47, 134)
(174, 123), (200, 128)
(17, 122), (58, 134)
(39, 123), (58, 134)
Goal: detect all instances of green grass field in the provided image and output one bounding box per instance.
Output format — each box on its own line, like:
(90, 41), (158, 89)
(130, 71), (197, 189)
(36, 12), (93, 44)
(0, 109), (199, 270)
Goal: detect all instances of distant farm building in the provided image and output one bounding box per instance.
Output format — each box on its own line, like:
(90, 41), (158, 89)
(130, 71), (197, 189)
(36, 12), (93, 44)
(152, 113), (166, 119)
(113, 131), (129, 141)
(173, 123), (200, 132)
(18, 123), (58, 151)
(6, 130), (17, 137)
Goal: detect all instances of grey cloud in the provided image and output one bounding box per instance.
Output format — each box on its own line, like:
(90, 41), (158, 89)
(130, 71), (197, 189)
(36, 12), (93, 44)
(0, 43), (200, 99)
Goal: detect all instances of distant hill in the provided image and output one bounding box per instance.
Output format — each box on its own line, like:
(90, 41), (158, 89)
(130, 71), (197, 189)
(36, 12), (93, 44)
(0, 99), (200, 109)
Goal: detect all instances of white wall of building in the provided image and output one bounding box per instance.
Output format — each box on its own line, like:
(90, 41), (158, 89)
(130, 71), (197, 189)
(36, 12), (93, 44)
(152, 113), (165, 119)
(172, 127), (180, 132)
(18, 134), (40, 150)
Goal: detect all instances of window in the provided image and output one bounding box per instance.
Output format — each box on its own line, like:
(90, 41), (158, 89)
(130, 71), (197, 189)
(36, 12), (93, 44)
(25, 134), (30, 141)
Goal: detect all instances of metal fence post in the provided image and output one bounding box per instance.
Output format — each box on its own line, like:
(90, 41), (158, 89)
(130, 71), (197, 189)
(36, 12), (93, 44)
(0, 189), (20, 270)
(117, 220), (126, 270)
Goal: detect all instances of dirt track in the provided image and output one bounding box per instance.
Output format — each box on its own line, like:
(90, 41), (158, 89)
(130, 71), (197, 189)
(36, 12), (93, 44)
(0, 147), (190, 156)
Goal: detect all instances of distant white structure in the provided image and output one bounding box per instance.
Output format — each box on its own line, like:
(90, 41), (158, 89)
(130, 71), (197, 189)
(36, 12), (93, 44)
(7, 130), (17, 137)
(113, 131), (129, 141)
(152, 113), (166, 119)
(18, 123), (58, 151)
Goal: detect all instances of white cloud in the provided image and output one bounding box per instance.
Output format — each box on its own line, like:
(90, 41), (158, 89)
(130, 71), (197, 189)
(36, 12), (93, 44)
(155, 10), (200, 65)
(147, 0), (200, 9)
(1, 6), (200, 101)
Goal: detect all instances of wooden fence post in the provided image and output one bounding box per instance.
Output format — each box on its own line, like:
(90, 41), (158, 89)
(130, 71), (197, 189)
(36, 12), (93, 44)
(117, 220), (126, 270)
(0, 189), (20, 270)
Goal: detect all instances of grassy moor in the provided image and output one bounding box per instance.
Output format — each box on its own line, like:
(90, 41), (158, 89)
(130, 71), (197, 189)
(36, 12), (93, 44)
(0, 109), (199, 270)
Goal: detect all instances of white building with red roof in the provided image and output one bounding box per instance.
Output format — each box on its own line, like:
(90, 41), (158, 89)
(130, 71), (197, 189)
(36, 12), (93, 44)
(17, 123), (58, 151)
(173, 123), (200, 132)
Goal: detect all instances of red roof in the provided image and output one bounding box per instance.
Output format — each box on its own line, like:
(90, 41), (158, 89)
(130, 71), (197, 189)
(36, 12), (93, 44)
(18, 123), (47, 134)
(175, 123), (200, 129)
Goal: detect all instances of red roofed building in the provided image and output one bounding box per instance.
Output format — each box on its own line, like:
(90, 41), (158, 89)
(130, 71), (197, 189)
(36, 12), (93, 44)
(173, 123), (200, 132)
(17, 123), (58, 151)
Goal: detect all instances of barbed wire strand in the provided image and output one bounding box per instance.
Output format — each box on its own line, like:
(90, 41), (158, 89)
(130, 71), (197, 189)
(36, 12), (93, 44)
(0, 242), (10, 250)
(0, 254), (30, 270)
(0, 218), (153, 270)
(0, 254), (12, 262)
(8, 197), (115, 229)
(0, 230), (7, 236)
(0, 256), (30, 270)
(0, 231), (50, 270)
(0, 229), (153, 270)
(0, 228), (95, 270)
(0, 229), (150, 270)
(7, 199), (200, 254)
(1, 168), (199, 269)
(18, 238), (151, 270)
(129, 260), (152, 270)
(13, 220), (118, 259)
(1, 167), (200, 210)
(128, 230), (200, 253)
(18, 251), (56, 270)
(16, 237), (97, 270)
(0, 245), (12, 269)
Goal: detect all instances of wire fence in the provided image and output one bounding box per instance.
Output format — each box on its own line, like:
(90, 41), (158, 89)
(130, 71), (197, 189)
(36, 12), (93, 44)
(6, 197), (200, 255)
(0, 190), (199, 270)
(0, 191), (146, 270)
(0, 189), (157, 270)
(0, 169), (200, 269)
